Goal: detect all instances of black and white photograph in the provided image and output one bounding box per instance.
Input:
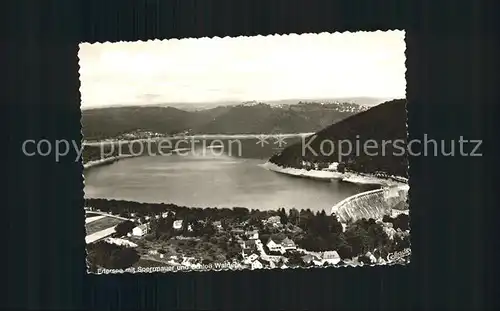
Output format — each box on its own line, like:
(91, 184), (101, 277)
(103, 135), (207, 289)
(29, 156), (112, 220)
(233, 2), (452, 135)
(80, 31), (410, 274)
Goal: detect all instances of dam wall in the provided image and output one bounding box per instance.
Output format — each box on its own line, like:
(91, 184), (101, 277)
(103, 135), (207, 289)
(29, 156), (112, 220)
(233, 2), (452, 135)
(332, 185), (409, 223)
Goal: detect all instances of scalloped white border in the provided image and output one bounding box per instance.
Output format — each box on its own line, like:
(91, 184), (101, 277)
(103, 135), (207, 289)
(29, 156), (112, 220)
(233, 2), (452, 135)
(79, 30), (410, 275)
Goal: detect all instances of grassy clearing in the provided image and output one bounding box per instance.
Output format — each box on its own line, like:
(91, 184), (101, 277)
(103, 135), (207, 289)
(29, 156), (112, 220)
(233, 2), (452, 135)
(86, 217), (124, 235)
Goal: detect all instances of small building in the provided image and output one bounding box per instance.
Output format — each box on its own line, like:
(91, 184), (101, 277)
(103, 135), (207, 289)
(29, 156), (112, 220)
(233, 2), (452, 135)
(245, 230), (259, 240)
(173, 220), (183, 230)
(322, 251), (341, 265)
(251, 260), (263, 270)
(301, 254), (315, 264)
(244, 253), (259, 264)
(161, 212), (169, 218)
(212, 221), (223, 230)
(240, 239), (257, 250)
(265, 216), (281, 225)
(132, 224), (149, 237)
(281, 237), (296, 251)
(266, 238), (282, 252)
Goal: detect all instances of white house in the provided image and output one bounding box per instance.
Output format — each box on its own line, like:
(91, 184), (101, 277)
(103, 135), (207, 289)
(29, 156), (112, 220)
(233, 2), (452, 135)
(244, 253), (259, 264)
(162, 212), (169, 218)
(173, 220), (183, 230)
(245, 230), (259, 240)
(265, 216), (281, 226)
(322, 251), (341, 265)
(251, 260), (263, 270)
(266, 238), (282, 252)
(145, 216), (151, 221)
(327, 162), (339, 171)
(132, 224), (149, 237)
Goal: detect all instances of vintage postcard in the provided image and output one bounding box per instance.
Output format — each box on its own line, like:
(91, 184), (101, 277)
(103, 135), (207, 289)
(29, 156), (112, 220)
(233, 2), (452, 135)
(79, 30), (409, 274)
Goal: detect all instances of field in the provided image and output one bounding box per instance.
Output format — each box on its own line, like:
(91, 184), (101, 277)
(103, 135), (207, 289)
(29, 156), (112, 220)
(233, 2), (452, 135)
(85, 216), (124, 235)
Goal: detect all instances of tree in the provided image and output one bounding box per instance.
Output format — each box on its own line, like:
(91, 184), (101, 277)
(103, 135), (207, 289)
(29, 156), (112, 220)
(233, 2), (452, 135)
(328, 216), (343, 235)
(392, 214), (410, 231)
(343, 225), (371, 257)
(279, 208), (289, 225)
(337, 162), (346, 173)
(114, 221), (136, 237)
(87, 241), (140, 269)
(287, 252), (304, 267)
(288, 208), (300, 226)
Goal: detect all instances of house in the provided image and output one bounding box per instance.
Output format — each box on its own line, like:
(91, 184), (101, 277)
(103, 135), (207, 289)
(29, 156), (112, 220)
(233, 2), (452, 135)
(322, 251), (341, 265)
(326, 162), (339, 171)
(240, 239), (257, 250)
(266, 238), (282, 252)
(161, 212), (169, 218)
(245, 230), (259, 240)
(265, 216), (281, 226)
(212, 221), (223, 230)
(130, 213), (136, 217)
(132, 224), (149, 237)
(281, 237), (296, 251)
(244, 253), (259, 264)
(173, 220), (183, 230)
(301, 254), (316, 264)
(187, 224), (193, 232)
(145, 216), (151, 221)
(251, 260), (263, 270)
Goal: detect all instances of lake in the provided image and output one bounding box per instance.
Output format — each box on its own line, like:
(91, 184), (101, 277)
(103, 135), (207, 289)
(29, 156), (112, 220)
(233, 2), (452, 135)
(84, 146), (371, 212)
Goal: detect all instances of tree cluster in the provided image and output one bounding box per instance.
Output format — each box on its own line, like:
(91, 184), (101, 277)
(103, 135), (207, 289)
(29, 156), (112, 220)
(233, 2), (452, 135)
(87, 241), (140, 271)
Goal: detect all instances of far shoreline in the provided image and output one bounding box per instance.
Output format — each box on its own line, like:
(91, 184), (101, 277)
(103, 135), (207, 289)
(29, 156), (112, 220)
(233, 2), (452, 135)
(260, 161), (408, 188)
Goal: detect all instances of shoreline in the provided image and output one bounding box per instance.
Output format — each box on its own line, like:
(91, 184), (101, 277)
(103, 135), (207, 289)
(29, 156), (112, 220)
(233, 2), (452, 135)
(83, 154), (141, 170)
(260, 161), (408, 188)
(83, 132), (314, 146)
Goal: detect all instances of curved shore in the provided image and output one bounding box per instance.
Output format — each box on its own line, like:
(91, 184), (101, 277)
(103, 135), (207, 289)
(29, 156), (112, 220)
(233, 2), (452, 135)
(260, 161), (408, 187)
(83, 154), (140, 170)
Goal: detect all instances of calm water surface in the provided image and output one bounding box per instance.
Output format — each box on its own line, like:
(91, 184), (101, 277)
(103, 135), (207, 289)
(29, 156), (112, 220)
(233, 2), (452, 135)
(84, 149), (369, 212)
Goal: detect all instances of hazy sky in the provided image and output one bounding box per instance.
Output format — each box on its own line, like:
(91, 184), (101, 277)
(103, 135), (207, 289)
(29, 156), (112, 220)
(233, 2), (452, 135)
(79, 31), (406, 108)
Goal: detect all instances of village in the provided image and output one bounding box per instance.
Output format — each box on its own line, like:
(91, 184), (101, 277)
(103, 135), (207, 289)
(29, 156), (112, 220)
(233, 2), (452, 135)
(85, 200), (410, 272)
